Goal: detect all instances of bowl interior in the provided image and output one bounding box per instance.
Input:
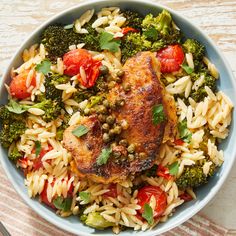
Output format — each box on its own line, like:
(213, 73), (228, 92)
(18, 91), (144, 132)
(0, 0), (235, 235)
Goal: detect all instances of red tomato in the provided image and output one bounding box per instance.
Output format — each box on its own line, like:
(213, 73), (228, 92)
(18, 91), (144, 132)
(9, 70), (36, 99)
(156, 44), (184, 73)
(103, 184), (117, 198)
(63, 49), (101, 88)
(121, 27), (139, 35)
(157, 165), (173, 180)
(173, 139), (185, 146)
(137, 186), (167, 218)
(32, 145), (53, 171)
(179, 192), (193, 202)
(40, 181), (56, 209)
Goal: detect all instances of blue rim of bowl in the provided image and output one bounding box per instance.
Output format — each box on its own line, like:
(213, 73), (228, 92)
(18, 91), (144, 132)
(0, 0), (236, 235)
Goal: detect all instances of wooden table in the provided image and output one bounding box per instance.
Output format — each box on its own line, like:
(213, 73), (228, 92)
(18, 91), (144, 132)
(0, 0), (236, 234)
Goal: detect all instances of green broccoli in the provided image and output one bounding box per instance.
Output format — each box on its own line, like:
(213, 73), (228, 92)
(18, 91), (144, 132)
(43, 73), (69, 103)
(31, 99), (62, 122)
(81, 212), (115, 230)
(9, 146), (23, 161)
(41, 25), (83, 60)
(0, 106), (26, 148)
(122, 10), (144, 30)
(182, 39), (205, 61)
(190, 72), (217, 102)
(176, 161), (216, 189)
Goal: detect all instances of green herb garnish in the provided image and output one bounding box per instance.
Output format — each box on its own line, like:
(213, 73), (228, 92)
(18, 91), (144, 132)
(35, 141), (41, 157)
(142, 203), (154, 225)
(72, 125), (89, 138)
(96, 147), (112, 166)
(53, 196), (72, 211)
(79, 191), (91, 204)
(152, 104), (166, 125)
(6, 100), (26, 114)
(35, 60), (51, 75)
(178, 120), (192, 143)
(181, 64), (194, 74)
(168, 161), (179, 176)
(99, 32), (121, 53)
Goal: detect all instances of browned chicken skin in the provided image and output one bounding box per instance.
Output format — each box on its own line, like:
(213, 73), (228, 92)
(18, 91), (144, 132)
(63, 52), (169, 183)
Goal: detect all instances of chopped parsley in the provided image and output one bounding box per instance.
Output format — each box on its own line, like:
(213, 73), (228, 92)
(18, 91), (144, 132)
(35, 60), (51, 75)
(72, 125), (90, 138)
(178, 120), (192, 143)
(96, 147), (112, 166)
(143, 27), (158, 41)
(99, 32), (121, 53)
(152, 104), (166, 125)
(168, 161), (179, 176)
(79, 191), (90, 204)
(6, 100), (26, 114)
(53, 196), (72, 212)
(35, 141), (41, 157)
(142, 203), (154, 225)
(181, 64), (194, 74)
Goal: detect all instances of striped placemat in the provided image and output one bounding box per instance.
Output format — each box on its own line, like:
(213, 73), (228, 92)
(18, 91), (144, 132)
(0, 165), (228, 236)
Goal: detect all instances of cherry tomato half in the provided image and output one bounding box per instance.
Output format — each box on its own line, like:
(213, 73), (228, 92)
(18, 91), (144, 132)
(40, 181), (56, 209)
(156, 44), (184, 73)
(179, 192), (193, 202)
(9, 70), (36, 99)
(63, 49), (101, 88)
(137, 186), (167, 218)
(157, 165), (173, 180)
(121, 27), (139, 35)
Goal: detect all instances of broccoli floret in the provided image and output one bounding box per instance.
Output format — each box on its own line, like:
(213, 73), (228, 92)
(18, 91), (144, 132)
(43, 73), (69, 103)
(32, 99), (62, 122)
(176, 161), (216, 189)
(0, 106), (26, 148)
(190, 72), (217, 102)
(183, 39), (205, 61)
(41, 25), (84, 60)
(122, 10), (144, 30)
(121, 32), (152, 62)
(9, 146), (23, 161)
(0, 122), (26, 148)
(81, 212), (115, 230)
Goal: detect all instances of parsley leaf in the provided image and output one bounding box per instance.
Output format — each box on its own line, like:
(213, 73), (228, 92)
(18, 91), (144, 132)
(79, 191), (90, 204)
(143, 27), (158, 41)
(96, 147), (112, 166)
(72, 125), (89, 138)
(6, 100), (27, 114)
(181, 64), (194, 74)
(152, 104), (166, 125)
(142, 203), (154, 225)
(168, 161), (179, 176)
(35, 141), (41, 157)
(35, 60), (51, 75)
(99, 32), (121, 53)
(178, 120), (192, 143)
(53, 196), (72, 211)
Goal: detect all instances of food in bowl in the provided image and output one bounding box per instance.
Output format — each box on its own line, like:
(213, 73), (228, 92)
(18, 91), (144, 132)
(0, 6), (233, 233)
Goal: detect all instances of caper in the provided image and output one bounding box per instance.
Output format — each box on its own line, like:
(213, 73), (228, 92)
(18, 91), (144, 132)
(123, 83), (131, 92)
(117, 69), (125, 77)
(113, 151), (121, 158)
(102, 99), (110, 108)
(99, 65), (109, 75)
(84, 107), (90, 115)
(139, 152), (147, 159)
(128, 154), (135, 161)
(120, 119), (129, 130)
(103, 133), (110, 143)
(97, 105), (107, 114)
(119, 139), (128, 147)
(113, 125), (122, 134)
(109, 129), (116, 137)
(106, 115), (115, 125)
(98, 114), (106, 123)
(108, 81), (116, 89)
(127, 144), (136, 153)
(116, 99), (125, 107)
(102, 123), (110, 131)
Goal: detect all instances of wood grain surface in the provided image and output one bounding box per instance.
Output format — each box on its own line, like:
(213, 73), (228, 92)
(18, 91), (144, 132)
(0, 0), (236, 234)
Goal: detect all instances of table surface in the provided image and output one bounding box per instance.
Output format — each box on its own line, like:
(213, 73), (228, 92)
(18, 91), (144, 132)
(0, 0), (236, 234)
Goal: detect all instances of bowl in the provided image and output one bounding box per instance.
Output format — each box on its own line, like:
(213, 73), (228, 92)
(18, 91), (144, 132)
(0, 0), (235, 235)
